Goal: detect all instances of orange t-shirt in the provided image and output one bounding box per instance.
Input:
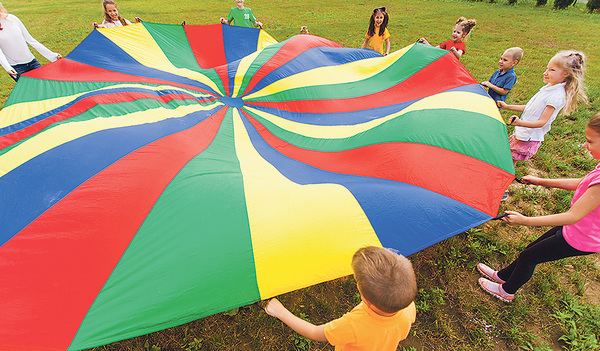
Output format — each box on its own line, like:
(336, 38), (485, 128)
(324, 301), (416, 351)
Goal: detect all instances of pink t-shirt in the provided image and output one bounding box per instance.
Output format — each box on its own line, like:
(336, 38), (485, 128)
(563, 162), (600, 252)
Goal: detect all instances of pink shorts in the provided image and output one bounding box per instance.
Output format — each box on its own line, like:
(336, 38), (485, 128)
(509, 135), (541, 161)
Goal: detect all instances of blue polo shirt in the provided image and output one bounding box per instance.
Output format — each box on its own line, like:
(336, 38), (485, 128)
(487, 68), (517, 103)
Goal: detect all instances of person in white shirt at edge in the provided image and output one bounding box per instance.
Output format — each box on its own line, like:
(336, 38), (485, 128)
(0, 2), (62, 82)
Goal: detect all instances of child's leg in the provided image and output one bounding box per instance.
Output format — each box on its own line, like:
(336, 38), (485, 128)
(498, 226), (561, 280)
(498, 227), (590, 294)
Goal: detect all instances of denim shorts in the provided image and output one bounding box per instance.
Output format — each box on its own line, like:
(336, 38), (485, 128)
(9, 58), (42, 82)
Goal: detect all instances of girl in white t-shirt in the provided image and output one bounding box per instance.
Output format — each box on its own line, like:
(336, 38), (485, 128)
(498, 50), (587, 163)
(92, 0), (141, 29)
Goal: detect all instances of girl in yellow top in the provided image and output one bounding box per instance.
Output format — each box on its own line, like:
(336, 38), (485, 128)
(361, 7), (390, 56)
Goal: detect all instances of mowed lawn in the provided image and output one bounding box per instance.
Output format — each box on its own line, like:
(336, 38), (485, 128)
(1, 0), (599, 350)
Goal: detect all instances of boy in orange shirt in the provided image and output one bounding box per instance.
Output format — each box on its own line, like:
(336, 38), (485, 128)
(265, 246), (417, 350)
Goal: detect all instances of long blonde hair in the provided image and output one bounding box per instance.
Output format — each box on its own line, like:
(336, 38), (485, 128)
(0, 2), (8, 19)
(550, 50), (588, 115)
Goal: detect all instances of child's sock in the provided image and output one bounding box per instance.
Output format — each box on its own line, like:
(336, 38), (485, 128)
(478, 278), (514, 302)
(477, 263), (506, 284)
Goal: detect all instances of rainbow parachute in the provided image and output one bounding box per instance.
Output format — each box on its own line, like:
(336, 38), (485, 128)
(0, 23), (513, 350)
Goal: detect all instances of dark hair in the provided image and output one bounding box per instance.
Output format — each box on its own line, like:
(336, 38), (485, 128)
(103, 0), (129, 26)
(367, 7), (389, 38)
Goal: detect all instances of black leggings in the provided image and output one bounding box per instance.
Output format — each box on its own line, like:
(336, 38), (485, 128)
(498, 226), (592, 294)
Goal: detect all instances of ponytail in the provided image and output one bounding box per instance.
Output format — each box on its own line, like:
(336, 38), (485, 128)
(551, 50), (588, 116)
(456, 16), (476, 37)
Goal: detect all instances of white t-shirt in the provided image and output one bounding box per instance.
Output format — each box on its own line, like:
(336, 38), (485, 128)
(97, 18), (132, 28)
(513, 82), (566, 142)
(0, 14), (58, 72)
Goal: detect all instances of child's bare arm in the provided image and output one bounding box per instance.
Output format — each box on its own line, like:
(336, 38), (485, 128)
(360, 38), (369, 49)
(497, 101), (525, 112)
(511, 105), (555, 128)
(265, 299), (328, 342)
(384, 38), (390, 55)
(503, 184), (600, 226)
(481, 81), (509, 96)
(450, 47), (462, 59)
(521, 175), (582, 191)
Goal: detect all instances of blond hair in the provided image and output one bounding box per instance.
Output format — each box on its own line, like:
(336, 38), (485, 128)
(505, 47), (524, 62)
(0, 2), (8, 19)
(587, 112), (600, 135)
(550, 50), (588, 115)
(352, 246), (417, 313)
(456, 16), (476, 39)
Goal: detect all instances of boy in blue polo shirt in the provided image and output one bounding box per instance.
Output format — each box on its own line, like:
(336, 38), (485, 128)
(219, 0), (262, 28)
(481, 47), (523, 106)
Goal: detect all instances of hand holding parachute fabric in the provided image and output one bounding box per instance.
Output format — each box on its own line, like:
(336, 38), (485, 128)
(0, 23), (514, 350)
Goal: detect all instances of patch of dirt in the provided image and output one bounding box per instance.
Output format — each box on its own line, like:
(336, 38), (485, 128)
(582, 255), (600, 304)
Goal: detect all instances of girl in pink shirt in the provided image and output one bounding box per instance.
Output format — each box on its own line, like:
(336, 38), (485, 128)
(476, 111), (600, 302)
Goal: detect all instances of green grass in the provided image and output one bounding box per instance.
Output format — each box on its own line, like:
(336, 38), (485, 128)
(1, 0), (600, 350)
(1, 0), (599, 107)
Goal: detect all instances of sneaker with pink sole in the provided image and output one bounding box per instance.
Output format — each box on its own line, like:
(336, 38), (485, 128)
(477, 263), (506, 284)
(478, 278), (514, 302)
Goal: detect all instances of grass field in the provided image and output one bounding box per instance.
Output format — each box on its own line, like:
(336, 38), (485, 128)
(2, 0), (600, 350)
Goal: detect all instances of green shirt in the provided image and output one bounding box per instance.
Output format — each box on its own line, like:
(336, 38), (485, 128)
(227, 7), (257, 28)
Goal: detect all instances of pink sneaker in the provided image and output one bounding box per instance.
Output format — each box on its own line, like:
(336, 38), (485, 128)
(477, 263), (506, 284)
(478, 278), (514, 302)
